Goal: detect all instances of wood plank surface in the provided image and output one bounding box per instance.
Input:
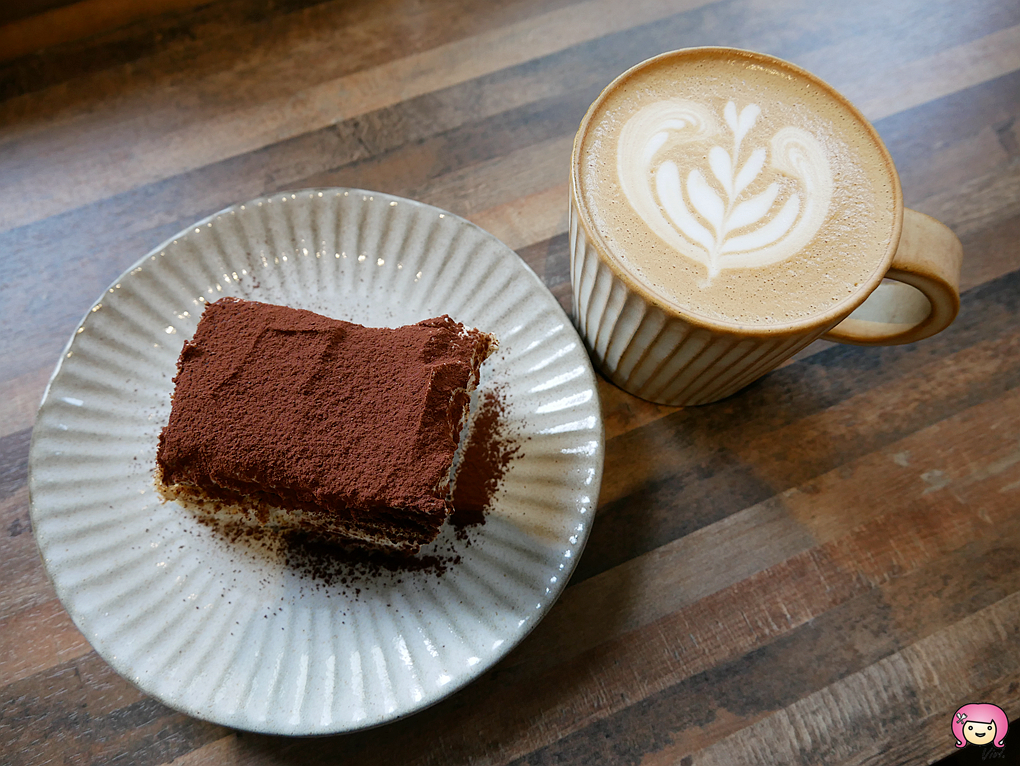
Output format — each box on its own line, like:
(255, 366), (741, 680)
(1, 0), (1018, 764)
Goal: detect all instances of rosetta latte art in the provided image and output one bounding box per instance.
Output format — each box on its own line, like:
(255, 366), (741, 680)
(618, 100), (834, 278)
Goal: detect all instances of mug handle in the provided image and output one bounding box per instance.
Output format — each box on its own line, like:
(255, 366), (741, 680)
(823, 209), (963, 346)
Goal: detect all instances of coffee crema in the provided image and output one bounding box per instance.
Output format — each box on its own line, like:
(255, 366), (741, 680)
(576, 50), (898, 327)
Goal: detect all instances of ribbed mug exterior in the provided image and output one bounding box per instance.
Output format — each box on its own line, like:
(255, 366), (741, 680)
(568, 191), (846, 406)
(568, 47), (913, 407)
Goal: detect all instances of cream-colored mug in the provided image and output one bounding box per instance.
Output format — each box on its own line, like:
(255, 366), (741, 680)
(569, 47), (962, 406)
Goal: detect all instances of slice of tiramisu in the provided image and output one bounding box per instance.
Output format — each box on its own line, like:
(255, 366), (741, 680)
(155, 297), (497, 555)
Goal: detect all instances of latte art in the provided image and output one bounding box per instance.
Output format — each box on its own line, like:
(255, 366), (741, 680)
(619, 100), (833, 278)
(576, 50), (897, 326)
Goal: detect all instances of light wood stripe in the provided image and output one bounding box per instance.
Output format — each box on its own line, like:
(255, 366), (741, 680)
(472, 183), (570, 253)
(0, 598), (91, 688)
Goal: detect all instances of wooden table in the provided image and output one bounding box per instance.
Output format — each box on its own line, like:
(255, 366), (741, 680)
(2, 1), (1018, 764)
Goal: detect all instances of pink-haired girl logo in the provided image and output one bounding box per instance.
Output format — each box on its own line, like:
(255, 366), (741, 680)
(953, 703), (1009, 750)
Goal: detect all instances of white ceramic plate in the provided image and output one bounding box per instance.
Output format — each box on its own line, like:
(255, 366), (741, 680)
(29, 189), (603, 735)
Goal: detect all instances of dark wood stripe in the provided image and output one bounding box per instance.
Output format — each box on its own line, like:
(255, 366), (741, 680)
(0, 1), (76, 27)
(0, 428), (31, 502)
(0, 0), (576, 100)
(515, 231), (571, 288)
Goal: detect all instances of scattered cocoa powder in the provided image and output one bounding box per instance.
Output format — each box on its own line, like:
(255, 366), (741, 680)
(450, 387), (522, 534)
(190, 516), (463, 596)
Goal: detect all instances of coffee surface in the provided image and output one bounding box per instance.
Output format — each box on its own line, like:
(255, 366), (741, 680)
(577, 50), (898, 327)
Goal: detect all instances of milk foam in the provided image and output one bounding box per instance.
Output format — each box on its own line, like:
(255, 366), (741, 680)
(578, 52), (897, 326)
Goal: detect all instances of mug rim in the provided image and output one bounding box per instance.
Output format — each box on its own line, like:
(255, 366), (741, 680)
(570, 46), (905, 338)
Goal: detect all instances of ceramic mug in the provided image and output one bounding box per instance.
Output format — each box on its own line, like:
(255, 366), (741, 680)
(569, 47), (962, 406)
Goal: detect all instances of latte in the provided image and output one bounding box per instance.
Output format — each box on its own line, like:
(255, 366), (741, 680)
(575, 49), (898, 327)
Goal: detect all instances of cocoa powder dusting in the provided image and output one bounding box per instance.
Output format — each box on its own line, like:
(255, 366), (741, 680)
(451, 387), (521, 534)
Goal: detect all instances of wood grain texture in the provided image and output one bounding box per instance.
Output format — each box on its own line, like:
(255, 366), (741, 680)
(0, 0), (216, 62)
(1, 0), (1017, 764)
